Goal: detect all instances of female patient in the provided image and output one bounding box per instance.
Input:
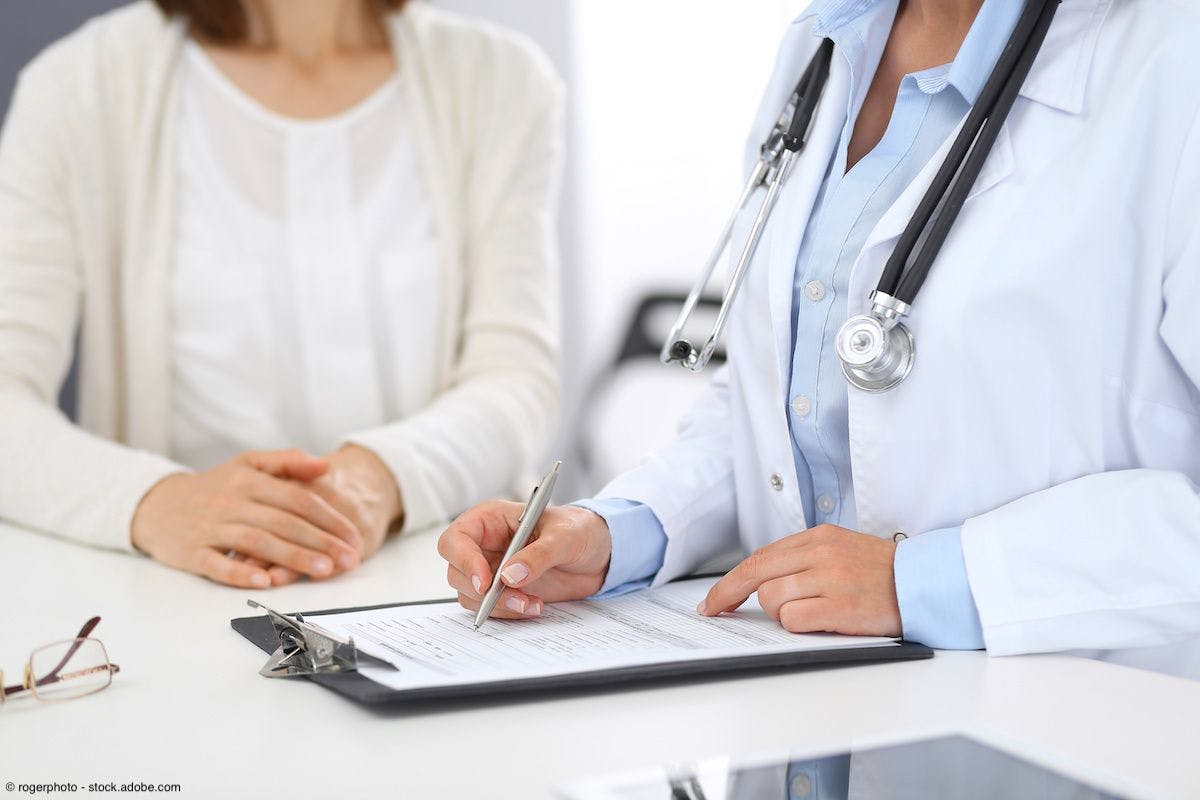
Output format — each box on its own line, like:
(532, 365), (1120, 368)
(0, 0), (563, 588)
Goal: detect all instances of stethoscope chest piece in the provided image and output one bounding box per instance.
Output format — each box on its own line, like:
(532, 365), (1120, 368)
(835, 292), (915, 393)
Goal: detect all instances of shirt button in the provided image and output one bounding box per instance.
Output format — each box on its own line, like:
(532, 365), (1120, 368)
(770, 473), (784, 492)
(790, 772), (813, 798)
(816, 493), (836, 514)
(803, 280), (827, 303)
(790, 394), (812, 418)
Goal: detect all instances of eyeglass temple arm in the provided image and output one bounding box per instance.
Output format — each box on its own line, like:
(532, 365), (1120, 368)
(3, 663), (120, 700)
(37, 616), (103, 686)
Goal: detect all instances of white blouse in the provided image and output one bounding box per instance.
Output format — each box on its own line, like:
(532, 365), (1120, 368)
(0, 2), (563, 549)
(170, 42), (439, 469)
(169, 42), (441, 470)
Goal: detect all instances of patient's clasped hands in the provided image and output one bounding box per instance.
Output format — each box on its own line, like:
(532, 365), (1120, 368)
(130, 446), (401, 588)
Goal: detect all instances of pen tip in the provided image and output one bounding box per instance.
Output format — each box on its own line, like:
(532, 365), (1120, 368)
(472, 623), (480, 632)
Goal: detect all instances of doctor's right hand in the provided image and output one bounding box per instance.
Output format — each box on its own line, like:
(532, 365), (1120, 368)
(438, 501), (612, 619)
(130, 450), (364, 589)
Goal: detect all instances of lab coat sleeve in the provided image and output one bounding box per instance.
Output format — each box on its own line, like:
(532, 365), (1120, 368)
(345, 43), (564, 534)
(0, 53), (186, 552)
(595, 366), (739, 587)
(962, 470), (1200, 655)
(960, 108), (1200, 657)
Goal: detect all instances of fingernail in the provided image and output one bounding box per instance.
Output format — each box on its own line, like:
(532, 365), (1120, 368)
(696, 600), (708, 615)
(471, 575), (483, 594)
(527, 600), (543, 617)
(337, 552), (356, 570)
(313, 555), (333, 576)
(505, 596), (527, 614)
(500, 563), (529, 586)
(251, 572), (270, 588)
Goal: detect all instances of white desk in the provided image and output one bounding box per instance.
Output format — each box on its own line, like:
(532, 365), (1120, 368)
(2, 521), (1197, 799)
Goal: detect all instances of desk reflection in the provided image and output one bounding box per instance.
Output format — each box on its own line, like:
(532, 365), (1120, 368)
(597, 736), (1122, 800)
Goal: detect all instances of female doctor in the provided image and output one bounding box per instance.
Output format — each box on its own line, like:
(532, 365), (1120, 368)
(439, 0), (1200, 678)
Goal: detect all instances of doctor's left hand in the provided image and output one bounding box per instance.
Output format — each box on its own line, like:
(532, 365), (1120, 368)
(699, 525), (902, 637)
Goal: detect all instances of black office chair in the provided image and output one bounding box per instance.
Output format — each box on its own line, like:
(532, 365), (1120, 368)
(574, 292), (725, 492)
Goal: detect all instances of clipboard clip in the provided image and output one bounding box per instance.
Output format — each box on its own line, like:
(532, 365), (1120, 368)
(247, 599), (360, 678)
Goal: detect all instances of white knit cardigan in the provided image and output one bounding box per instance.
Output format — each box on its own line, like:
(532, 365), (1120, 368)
(0, 1), (564, 550)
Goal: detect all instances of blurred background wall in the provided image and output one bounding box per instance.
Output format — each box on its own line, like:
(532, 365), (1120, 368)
(0, 0), (807, 498)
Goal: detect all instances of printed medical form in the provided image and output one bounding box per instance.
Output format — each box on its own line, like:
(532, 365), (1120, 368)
(312, 577), (899, 691)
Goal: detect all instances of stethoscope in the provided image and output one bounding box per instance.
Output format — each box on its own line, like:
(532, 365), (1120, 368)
(662, 0), (1061, 392)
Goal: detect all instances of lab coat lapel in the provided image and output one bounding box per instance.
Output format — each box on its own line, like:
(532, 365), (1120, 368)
(849, 122), (1015, 308)
(848, 0), (1111, 302)
(765, 49), (849, 381)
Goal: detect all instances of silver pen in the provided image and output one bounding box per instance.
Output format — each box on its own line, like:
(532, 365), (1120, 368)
(473, 461), (561, 631)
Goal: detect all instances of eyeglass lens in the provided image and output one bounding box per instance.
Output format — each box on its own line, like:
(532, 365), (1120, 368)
(27, 638), (113, 701)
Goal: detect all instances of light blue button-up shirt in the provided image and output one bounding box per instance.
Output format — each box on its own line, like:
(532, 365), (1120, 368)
(576, 0), (1025, 651)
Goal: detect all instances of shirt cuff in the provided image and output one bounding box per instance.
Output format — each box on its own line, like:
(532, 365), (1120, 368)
(571, 498), (667, 597)
(893, 526), (986, 650)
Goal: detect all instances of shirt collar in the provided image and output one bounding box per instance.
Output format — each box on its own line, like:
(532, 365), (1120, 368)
(796, 0), (1112, 115)
(797, 0), (881, 35)
(947, 0), (1023, 104)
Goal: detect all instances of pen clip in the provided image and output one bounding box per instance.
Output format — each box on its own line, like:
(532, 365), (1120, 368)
(516, 484), (540, 525)
(516, 462), (560, 525)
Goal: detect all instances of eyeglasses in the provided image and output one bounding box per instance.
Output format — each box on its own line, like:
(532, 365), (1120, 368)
(1, 616), (120, 706)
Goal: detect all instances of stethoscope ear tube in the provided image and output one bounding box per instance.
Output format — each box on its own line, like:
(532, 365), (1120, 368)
(664, 149), (798, 372)
(662, 40), (835, 371)
(660, 156), (773, 370)
(783, 39), (834, 151)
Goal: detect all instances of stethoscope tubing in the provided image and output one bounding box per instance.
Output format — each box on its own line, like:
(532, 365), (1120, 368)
(882, 0), (1061, 303)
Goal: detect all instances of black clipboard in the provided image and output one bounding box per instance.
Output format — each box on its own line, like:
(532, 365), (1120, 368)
(231, 583), (934, 707)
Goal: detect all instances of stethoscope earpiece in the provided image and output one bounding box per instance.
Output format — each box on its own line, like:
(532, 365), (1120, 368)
(668, 339), (694, 364)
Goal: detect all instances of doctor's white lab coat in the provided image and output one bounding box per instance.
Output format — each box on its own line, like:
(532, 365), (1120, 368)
(599, 0), (1200, 678)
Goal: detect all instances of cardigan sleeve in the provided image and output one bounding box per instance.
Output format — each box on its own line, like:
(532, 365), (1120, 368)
(0, 47), (185, 552)
(344, 35), (565, 533)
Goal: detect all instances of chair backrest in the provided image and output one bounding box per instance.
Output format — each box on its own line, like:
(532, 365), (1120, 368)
(574, 293), (724, 492)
